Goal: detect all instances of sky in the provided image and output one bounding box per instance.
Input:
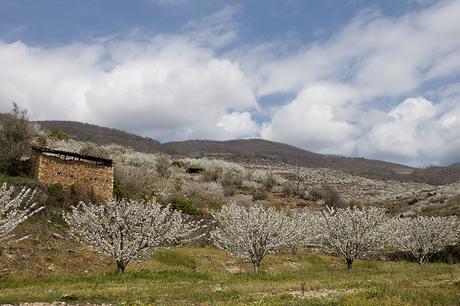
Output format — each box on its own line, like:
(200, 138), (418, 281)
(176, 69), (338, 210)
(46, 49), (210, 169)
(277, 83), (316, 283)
(1, 0), (460, 167)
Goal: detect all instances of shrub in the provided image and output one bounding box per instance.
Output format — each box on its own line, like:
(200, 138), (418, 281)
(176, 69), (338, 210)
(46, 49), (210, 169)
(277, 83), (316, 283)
(221, 172), (243, 187)
(155, 154), (171, 178)
(0, 103), (34, 176)
(223, 184), (236, 197)
(262, 172), (277, 191)
(252, 189), (268, 201)
(48, 128), (70, 141)
(282, 181), (295, 197)
(202, 167), (222, 182)
(309, 187), (345, 208)
(113, 178), (128, 201)
(163, 193), (201, 216)
(47, 184), (67, 208)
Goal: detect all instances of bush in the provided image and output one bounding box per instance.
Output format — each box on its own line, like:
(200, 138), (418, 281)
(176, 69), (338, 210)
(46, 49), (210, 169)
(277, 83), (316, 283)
(0, 103), (34, 176)
(155, 154), (171, 178)
(44, 183), (98, 209)
(202, 167), (222, 182)
(282, 181), (295, 197)
(252, 189), (268, 201)
(262, 172), (277, 191)
(309, 187), (345, 208)
(221, 172), (243, 187)
(163, 194), (201, 216)
(48, 128), (70, 141)
(223, 184), (236, 197)
(113, 178), (128, 200)
(47, 184), (67, 208)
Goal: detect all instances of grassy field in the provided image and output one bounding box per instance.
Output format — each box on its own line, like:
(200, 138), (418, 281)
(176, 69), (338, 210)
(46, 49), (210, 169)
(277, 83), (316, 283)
(0, 245), (459, 305)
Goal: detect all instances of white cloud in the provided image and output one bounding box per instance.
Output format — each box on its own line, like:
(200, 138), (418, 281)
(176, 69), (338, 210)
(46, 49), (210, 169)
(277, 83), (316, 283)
(356, 96), (460, 166)
(261, 83), (359, 155)
(1, 1), (460, 166)
(256, 0), (460, 165)
(243, 0), (460, 97)
(0, 37), (258, 142)
(185, 5), (240, 49)
(217, 112), (259, 139)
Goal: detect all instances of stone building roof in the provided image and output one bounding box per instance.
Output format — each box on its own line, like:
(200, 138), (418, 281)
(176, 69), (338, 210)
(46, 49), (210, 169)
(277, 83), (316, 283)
(32, 146), (113, 166)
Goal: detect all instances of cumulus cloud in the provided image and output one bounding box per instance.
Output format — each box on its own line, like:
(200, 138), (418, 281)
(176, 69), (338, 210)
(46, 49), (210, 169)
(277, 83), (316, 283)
(0, 37), (258, 141)
(357, 96), (460, 166)
(1, 1), (460, 166)
(217, 112), (259, 139)
(258, 0), (460, 165)
(261, 83), (359, 155)
(250, 0), (460, 97)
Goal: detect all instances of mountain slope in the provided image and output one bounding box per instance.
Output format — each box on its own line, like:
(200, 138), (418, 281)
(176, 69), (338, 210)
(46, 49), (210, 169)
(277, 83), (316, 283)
(36, 120), (460, 184)
(162, 139), (412, 179)
(38, 121), (162, 153)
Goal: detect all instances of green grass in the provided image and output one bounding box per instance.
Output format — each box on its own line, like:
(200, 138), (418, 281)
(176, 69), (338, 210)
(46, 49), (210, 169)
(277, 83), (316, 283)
(0, 247), (459, 305)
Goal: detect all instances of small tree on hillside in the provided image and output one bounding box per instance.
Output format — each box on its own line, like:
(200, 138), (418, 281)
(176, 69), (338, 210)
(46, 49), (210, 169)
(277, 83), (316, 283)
(63, 199), (202, 273)
(387, 216), (459, 265)
(211, 203), (308, 273)
(0, 103), (34, 175)
(0, 183), (43, 244)
(316, 206), (387, 270)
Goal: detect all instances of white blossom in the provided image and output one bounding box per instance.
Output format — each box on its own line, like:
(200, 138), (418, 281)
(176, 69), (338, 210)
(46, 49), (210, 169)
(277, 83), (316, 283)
(0, 183), (42, 243)
(387, 216), (459, 265)
(211, 202), (308, 272)
(63, 199), (202, 273)
(284, 208), (321, 253)
(241, 180), (262, 190)
(316, 206), (388, 269)
(182, 181), (224, 199)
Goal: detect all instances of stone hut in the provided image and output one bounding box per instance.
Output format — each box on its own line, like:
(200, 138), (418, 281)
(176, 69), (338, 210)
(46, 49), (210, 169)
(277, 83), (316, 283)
(30, 146), (114, 201)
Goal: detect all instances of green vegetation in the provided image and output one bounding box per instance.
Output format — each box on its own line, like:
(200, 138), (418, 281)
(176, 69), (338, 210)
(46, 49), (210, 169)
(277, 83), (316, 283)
(0, 103), (34, 176)
(0, 245), (458, 305)
(0, 172), (40, 189)
(48, 128), (70, 141)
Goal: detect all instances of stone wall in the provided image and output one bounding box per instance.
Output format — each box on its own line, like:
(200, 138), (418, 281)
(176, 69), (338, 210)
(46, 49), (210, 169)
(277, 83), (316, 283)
(31, 151), (113, 201)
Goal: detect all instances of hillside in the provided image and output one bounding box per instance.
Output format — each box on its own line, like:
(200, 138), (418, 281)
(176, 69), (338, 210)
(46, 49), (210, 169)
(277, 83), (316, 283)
(38, 121), (162, 153)
(37, 120), (460, 185)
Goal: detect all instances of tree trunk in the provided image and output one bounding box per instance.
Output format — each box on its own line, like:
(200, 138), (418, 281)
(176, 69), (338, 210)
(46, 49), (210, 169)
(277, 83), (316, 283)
(346, 258), (353, 270)
(117, 260), (126, 274)
(253, 261), (260, 273)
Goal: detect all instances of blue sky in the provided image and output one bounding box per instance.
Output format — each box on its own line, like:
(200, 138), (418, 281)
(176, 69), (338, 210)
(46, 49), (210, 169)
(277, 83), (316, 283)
(0, 0), (425, 46)
(1, 0), (460, 166)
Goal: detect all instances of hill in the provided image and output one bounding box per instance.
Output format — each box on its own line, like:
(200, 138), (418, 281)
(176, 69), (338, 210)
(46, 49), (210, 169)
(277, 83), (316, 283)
(37, 120), (460, 184)
(162, 139), (413, 180)
(38, 121), (162, 153)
